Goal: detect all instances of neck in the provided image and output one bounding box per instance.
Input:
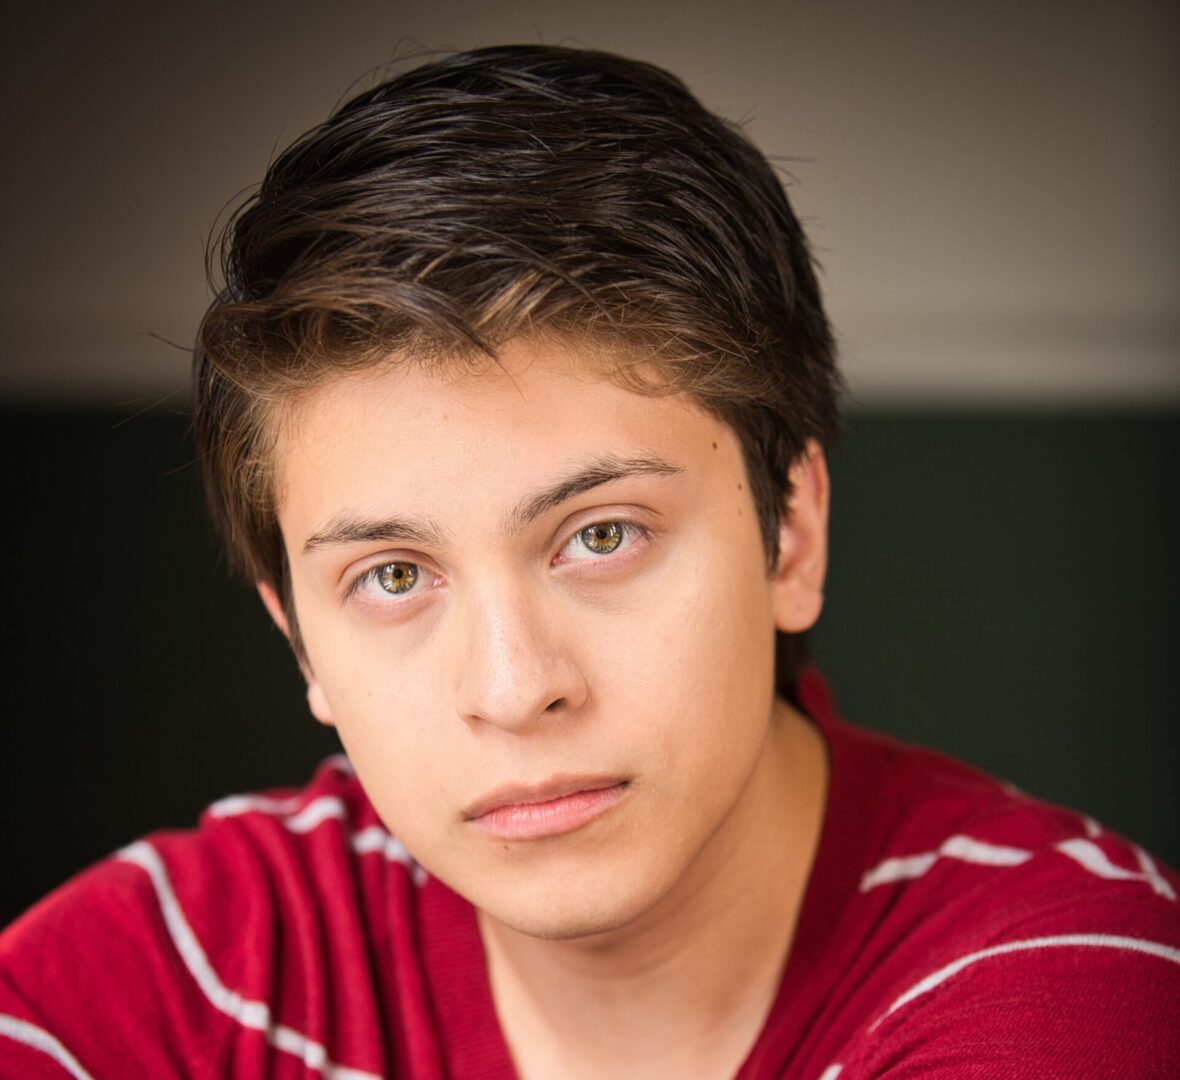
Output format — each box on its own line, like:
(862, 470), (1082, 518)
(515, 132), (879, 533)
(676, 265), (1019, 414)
(479, 700), (828, 1080)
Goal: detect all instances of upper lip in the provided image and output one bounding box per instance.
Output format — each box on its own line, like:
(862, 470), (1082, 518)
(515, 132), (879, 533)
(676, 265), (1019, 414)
(463, 775), (627, 821)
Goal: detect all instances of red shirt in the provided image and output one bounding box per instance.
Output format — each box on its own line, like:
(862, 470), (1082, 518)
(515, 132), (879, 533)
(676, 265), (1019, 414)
(3, 671), (1178, 1078)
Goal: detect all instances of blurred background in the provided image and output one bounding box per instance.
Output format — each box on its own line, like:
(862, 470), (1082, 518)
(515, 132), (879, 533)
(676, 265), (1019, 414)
(3, 0), (1177, 925)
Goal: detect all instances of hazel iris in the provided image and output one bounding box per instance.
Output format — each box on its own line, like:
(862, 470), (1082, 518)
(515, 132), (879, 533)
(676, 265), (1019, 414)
(581, 522), (624, 554)
(378, 562), (419, 594)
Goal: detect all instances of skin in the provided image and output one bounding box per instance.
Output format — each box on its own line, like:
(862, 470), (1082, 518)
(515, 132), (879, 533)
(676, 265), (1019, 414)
(260, 336), (831, 1078)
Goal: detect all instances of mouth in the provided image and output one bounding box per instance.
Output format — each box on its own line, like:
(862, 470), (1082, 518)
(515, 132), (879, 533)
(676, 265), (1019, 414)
(464, 776), (630, 841)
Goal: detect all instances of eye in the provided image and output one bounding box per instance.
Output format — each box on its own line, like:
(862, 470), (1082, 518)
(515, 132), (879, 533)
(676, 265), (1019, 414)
(349, 559), (428, 603)
(377, 561), (418, 594)
(559, 520), (644, 562)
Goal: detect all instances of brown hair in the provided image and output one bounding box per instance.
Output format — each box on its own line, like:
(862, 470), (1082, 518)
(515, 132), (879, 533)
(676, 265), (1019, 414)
(194, 45), (842, 698)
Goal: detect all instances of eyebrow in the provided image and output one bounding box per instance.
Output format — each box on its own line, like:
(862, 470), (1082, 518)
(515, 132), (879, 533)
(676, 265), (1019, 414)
(503, 454), (683, 535)
(301, 454), (683, 555)
(303, 515), (451, 554)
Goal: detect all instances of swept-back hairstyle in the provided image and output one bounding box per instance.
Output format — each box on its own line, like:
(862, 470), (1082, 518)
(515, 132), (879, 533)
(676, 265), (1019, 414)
(195, 44), (842, 699)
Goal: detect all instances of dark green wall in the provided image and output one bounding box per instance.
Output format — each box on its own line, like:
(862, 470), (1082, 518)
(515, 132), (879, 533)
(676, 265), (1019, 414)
(815, 413), (1178, 859)
(3, 409), (1176, 926)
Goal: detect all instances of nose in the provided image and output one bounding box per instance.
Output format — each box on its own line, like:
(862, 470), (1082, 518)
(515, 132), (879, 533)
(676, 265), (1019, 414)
(452, 587), (588, 732)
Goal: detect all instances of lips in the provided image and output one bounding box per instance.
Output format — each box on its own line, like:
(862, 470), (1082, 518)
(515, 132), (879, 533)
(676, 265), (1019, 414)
(464, 776), (629, 840)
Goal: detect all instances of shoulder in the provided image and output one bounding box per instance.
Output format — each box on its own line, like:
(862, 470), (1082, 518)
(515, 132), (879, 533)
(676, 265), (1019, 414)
(831, 872), (1180, 1077)
(805, 686), (1180, 1078)
(0, 756), (419, 1079)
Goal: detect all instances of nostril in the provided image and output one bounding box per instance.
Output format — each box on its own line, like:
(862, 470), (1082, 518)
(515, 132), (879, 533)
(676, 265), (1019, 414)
(544, 697), (565, 713)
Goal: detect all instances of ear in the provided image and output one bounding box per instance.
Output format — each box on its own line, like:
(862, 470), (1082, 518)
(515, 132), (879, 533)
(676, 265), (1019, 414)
(771, 439), (830, 634)
(256, 581), (336, 727)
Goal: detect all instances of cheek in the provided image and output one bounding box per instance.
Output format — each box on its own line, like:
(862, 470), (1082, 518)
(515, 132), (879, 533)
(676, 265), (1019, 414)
(656, 529), (774, 661)
(305, 626), (456, 810)
(303, 589), (437, 724)
(607, 541), (777, 750)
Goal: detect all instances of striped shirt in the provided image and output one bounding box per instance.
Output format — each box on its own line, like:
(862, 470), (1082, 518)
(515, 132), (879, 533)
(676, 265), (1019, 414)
(2, 670), (1178, 1077)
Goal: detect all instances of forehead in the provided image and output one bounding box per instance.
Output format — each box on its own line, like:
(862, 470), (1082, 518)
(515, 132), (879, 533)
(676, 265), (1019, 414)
(270, 337), (740, 527)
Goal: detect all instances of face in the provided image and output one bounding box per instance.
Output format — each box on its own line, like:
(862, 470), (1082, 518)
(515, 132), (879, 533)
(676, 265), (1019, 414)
(266, 336), (824, 940)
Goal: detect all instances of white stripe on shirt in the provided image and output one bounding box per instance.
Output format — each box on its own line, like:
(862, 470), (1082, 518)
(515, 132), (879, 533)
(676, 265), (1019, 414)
(206, 792), (305, 818)
(205, 791), (421, 874)
(1056, 838), (1177, 901)
(0, 1014), (95, 1080)
(116, 839), (381, 1080)
(860, 834), (1032, 891)
(871, 933), (1180, 1030)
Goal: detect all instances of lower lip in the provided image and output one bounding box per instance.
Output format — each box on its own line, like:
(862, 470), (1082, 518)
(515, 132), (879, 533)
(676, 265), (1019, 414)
(469, 783), (629, 841)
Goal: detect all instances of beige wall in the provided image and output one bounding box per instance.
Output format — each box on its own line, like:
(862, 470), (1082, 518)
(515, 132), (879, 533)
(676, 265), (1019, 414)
(2, 0), (1176, 404)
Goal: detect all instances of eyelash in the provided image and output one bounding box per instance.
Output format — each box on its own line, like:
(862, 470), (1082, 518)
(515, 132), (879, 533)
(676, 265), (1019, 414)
(344, 519), (649, 605)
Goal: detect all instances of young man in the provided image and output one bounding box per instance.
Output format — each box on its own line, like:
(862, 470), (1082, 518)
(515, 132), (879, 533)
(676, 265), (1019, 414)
(2, 45), (1177, 1079)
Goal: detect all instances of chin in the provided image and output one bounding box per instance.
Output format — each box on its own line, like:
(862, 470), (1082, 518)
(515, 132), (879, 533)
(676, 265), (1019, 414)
(473, 868), (679, 944)
(498, 905), (639, 943)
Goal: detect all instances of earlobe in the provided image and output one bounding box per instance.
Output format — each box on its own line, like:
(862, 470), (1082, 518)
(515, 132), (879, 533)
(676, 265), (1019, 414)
(771, 440), (830, 634)
(255, 580), (336, 727)
(305, 682), (336, 727)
